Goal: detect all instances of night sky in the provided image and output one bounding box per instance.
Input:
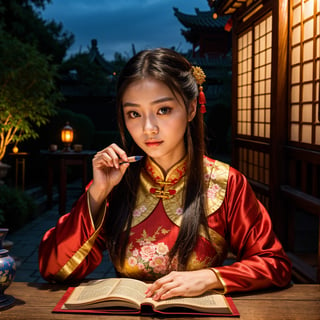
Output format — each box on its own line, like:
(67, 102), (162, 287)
(41, 0), (209, 60)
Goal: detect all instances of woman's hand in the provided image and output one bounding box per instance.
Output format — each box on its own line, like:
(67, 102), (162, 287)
(88, 144), (130, 215)
(145, 269), (223, 301)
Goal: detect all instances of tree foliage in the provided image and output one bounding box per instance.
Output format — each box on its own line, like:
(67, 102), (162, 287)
(0, 0), (74, 161)
(0, 31), (61, 161)
(0, 0), (74, 63)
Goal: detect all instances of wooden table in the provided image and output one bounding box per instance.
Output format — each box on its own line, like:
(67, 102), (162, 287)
(9, 152), (29, 191)
(2, 283), (319, 319)
(41, 150), (95, 215)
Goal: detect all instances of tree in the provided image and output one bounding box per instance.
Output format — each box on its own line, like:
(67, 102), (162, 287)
(0, 30), (60, 162)
(0, 0), (74, 64)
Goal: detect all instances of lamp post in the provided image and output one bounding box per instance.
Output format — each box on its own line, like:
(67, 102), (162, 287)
(61, 122), (74, 152)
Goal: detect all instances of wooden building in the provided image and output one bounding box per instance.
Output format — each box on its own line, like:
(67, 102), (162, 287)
(213, 0), (320, 283)
(174, 7), (231, 58)
(174, 7), (233, 154)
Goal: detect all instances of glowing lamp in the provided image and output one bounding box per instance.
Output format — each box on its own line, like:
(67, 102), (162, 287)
(61, 122), (74, 151)
(12, 145), (19, 153)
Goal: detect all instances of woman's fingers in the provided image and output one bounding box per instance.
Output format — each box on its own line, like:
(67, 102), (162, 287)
(145, 270), (219, 301)
(94, 144), (128, 169)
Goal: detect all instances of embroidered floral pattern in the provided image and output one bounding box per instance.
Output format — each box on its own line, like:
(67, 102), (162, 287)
(145, 157), (187, 185)
(133, 205), (147, 217)
(204, 170), (217, 183)
(175, 207), (183, 215)
(125, 227), (173, 277)
(207, 184), (221, 198)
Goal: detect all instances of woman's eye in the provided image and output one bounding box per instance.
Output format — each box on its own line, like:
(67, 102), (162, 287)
(127, 111), (140, 118)
(158, 107), (171, 115)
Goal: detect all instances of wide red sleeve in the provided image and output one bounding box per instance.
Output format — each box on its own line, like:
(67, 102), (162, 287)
(213, 167), (292, 293)
(38, 191), (107, 283)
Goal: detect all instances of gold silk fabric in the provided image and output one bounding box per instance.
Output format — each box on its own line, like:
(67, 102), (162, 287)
(115, 156), (230, 280)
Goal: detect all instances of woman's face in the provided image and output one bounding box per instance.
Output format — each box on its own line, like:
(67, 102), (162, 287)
(122, 78), (196, 173)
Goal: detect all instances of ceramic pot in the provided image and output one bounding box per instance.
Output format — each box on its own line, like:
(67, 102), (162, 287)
(0, 228), (16, 309)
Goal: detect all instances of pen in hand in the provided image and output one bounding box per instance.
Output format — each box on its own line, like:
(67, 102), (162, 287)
(119, 155), (144, 165)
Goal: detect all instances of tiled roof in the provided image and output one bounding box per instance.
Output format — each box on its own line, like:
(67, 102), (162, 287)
(185, 53), (232, 68)
(173, 7), (230, 30)
(214, 0), (260, 16)
(88, 39), (114, 74)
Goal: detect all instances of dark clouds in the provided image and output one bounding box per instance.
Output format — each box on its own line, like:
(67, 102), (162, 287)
(42, 0), (209, 59)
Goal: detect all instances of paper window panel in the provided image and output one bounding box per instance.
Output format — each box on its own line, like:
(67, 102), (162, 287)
(302, 83), (313, 101)
(292, 45), (301, 64)
(316, 126), (320, 144)
(291, 85), (300, 102)
(292, 25), (301, 45)
(291, 124), (300, 141)
(237, 31), (253, 136)
(302, 62), (313, 82)
(289, 0), (320, 145)
(303, 18), (313, 41)
(301, 104), (313, 122)
(303, 40), (313, 61)
(291, 65), (300, 83)
(301, 125), (312, 143)
(291, 104), (299, 122)
(252, 16), (272, 138)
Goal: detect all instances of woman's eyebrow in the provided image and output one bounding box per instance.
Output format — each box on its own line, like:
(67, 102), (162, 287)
(122, 96), (175, 108)
(123, 102), (139, 108)
(151, 97), (174, 105)
(123, 97), (174, 108)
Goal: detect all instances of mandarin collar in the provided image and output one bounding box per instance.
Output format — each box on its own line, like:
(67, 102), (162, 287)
(144, 156), (187, 185)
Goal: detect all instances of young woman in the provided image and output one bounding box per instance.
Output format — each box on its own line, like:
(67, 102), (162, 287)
(39, 48), (291, 300)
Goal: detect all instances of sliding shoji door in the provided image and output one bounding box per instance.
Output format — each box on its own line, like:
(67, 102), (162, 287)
(283, 0), (320, 283)
(236, 14), (273, 209)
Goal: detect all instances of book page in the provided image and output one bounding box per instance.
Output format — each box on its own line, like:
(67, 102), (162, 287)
(66, 279), (121, 305)
(65, 278), (149, 309)
(152, 291), (231, 314)
(109, 278), (149, 306)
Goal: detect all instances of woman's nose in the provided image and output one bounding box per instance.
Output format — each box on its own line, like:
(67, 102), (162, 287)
(143, 115), (159, 134)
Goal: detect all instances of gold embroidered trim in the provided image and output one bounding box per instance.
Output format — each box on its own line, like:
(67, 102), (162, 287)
(55, 192), (106, 281)
(205, 158), (229, 215)
(55, 231), (100, 281)
(210, 268), (228, 294)
(131, 167), (185, 227)
(131, 157), (230, 230)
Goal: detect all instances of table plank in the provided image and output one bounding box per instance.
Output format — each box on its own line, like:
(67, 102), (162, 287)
(2, 283), (320, 320)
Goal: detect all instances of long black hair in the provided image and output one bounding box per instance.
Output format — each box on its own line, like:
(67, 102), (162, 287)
(105, 48), (209, 270)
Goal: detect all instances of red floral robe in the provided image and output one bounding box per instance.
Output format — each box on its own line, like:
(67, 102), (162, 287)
(39, 156), (291, 293)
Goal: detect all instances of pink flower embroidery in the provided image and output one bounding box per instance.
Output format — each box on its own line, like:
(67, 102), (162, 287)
(204, 173), (210, 182)
(137, 263), (145, 270)
(133, 205), (147, 217)
(149, 255), (168, 274)
(128, 256), (137, 267)
(140, 244), (156, 261)
(175, 207), (183, 215)
(210, 172), (217, 180)
(207, 184), (220, 198)
(132, 249), (139, 257)
(156, 242), (169, 255)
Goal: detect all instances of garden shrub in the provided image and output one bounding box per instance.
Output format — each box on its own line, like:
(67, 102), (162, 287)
(0, 185), (36, 231)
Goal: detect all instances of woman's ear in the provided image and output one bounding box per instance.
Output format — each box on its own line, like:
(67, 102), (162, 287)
(188, 99), (197, 122)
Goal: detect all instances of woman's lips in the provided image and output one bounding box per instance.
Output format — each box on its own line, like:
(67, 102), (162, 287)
(145, 140), (163, 147)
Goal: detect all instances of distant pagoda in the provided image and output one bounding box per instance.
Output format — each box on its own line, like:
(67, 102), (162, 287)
(173, 7), (232, 108)
(173, 7), (231, 58)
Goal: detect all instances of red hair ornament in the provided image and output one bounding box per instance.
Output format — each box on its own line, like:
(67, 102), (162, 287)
(192, 66), (207, 113)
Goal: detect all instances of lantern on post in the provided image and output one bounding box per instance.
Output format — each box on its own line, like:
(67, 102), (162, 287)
(61, 122), (74, 152)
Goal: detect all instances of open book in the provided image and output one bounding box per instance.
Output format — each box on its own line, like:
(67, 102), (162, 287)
(54, 278), (239, 316)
